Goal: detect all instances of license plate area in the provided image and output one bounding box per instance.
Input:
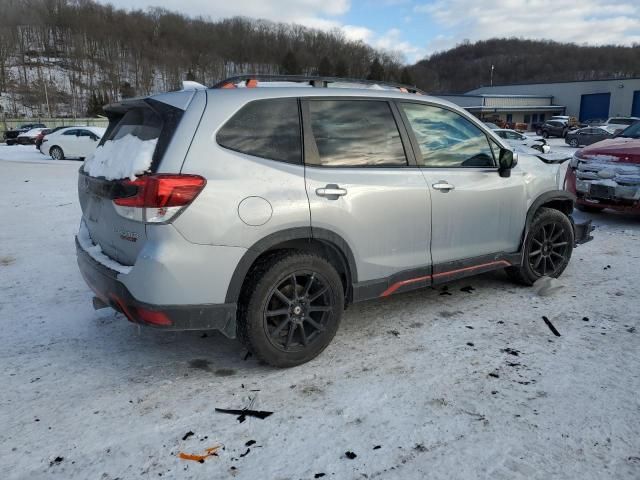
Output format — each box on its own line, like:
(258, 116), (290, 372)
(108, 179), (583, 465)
(589, 184), (615, 200)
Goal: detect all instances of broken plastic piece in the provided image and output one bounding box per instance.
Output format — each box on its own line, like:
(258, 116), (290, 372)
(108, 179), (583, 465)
(215, 408), (273, 423)
(178, 445), (221, 463)
(542, 316), (561, 336)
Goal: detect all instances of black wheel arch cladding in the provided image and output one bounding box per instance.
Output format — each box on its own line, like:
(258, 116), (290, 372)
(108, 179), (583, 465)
(225, 227), (357, 304)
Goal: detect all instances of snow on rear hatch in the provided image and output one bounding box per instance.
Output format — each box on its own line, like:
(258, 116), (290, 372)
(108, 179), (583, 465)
(84, 134), (157, 181)
(83, 106), (162, 180)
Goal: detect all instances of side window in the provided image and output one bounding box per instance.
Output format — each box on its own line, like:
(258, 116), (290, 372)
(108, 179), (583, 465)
(63, 129), (78, 136)
(217, 98), (301, 164)
(305, 100), (407, 167)
(400, 103), (496, 168)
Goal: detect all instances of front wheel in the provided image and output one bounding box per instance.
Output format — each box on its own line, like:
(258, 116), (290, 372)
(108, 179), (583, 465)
(506, 207), (574, 285)
(542, 131), (549, 139)
(49, 146), (64, 160)
(237, 252), (344, 367)
(569, 138), (579, 147)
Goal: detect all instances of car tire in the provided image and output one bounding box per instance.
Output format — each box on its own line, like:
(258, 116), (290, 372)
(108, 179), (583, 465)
(542, 131), (549, 139)
(536, 129), (543, 136)
(569, 138), (579, 147)
(506, 207), (574, 286)
(49, 146), (64, 160)
(576, 204), (605, 213)
(237, 252), (344, 368)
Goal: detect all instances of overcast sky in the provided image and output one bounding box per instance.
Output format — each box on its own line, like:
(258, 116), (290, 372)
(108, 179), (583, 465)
(97, 0), (640, 63)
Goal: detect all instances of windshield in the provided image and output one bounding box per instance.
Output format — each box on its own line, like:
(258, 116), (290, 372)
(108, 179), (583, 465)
(618, 122), (640, 139)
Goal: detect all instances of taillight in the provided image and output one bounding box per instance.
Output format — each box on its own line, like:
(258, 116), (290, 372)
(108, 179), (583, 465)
(113, 174), (205, 223)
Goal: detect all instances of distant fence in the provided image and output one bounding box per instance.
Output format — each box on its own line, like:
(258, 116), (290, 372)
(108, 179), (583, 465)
(1, 117), (109, 133)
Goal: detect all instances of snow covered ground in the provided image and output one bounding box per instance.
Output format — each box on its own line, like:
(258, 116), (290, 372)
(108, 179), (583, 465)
(1, 146), (639, 480)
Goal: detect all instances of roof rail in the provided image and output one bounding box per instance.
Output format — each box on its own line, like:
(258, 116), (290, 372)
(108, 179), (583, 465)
(211, 74), (425, 94)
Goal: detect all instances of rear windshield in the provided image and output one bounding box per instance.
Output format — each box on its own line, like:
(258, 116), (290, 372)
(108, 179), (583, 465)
(108, 108), (162, 142)
(83, 107), (165, 181)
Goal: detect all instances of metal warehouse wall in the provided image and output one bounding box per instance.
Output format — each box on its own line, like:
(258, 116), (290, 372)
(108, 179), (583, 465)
(468, 79), (640, 118)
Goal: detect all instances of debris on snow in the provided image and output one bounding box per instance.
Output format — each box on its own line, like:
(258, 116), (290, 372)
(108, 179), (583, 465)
(49, 456), (64, 467)
(344, 451), (357, 459)
(542, 316), (561, 337)
(178, 445), (221, 463)
(502, 348), (520, 356)
(215, 408), (273, 423)
(460, 285), (475, 293)
(182, 431), (194, 441)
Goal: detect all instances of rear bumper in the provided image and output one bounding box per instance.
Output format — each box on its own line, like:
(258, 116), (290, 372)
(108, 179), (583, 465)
(76, 238), (237, 337)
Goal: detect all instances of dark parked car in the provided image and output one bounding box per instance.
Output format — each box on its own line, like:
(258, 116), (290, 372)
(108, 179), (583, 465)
(537, 120), (572, 138)
(3, 123), (47, 145)
(565, 126), (612, 147)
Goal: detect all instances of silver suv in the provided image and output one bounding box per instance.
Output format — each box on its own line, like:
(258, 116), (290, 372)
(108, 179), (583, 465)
(76, 75), (592, 367)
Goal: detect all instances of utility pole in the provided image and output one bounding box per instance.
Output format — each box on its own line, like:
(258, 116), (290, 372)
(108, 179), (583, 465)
(43, 80), (51, 118)
(490, 64), (494, 87)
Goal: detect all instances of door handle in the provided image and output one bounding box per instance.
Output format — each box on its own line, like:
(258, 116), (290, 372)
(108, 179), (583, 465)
(316, 184), (347, 200)
(432, 181), (455, 192)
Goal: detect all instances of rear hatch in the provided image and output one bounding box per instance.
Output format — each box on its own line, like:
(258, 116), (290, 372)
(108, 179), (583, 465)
(78, 97), (187, 266)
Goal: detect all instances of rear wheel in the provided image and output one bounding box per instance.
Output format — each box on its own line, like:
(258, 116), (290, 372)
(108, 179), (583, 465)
(49, 146), (64, 160)
(506, 207), (574, 285)
(542, 131), (549, 139)
(237, 252), (344, 367)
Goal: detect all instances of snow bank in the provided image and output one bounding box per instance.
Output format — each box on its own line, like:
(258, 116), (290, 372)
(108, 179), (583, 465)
(83, 134), (157, 181)
(77, 221), (132, 274)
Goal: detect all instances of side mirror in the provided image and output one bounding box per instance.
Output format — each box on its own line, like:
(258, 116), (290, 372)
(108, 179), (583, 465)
(498, 148), (517, 177)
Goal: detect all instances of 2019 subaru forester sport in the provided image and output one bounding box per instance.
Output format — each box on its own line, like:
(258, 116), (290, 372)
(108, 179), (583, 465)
(76, 76), (593, 367)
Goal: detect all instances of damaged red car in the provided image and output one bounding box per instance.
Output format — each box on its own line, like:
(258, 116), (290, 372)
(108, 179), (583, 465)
(565, 121), (640, 213)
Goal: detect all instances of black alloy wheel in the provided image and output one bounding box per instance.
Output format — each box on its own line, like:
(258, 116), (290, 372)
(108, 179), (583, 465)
(264, 271), (333, 352)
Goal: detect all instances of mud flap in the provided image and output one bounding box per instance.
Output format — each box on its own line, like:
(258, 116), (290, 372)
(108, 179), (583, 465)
(573, 219), (594, 246)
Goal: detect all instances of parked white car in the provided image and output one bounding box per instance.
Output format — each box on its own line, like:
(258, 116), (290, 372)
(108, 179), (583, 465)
(494, 128), (551, 153)
(40, 126), (106, 160)
(601, 117), (639, 134)
(17, 128), (47, 145)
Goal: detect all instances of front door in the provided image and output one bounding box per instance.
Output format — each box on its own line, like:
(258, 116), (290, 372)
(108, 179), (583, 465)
(302, 98), (431, 285)
(397, 101), (526, 269)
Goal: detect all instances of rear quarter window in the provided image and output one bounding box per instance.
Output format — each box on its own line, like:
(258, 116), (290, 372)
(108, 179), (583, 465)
(216, 98), (301, 164)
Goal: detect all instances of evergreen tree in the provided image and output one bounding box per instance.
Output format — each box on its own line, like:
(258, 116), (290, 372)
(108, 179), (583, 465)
(281, 50), (301, 75)
(367, 58), (384, 81)
(186, 70), (196, 81)
(335, 58), (348, 77)
(317, 56), (333, 76)
(400, 67), (413, 85)
(119, 81), (135, 99)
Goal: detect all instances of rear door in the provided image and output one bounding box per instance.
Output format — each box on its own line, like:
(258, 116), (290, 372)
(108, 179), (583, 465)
(397, 101), (526, 266)
(61, 129), (79, 156)
(302, 98), (431, 284)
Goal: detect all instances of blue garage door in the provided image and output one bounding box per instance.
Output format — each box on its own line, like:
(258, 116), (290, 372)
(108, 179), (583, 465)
(632, 90), (640, 117)
(579, 93), (610, 122)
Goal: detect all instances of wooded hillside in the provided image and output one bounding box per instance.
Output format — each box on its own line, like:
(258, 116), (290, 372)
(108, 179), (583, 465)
(0, 0), (404, 116)
(410, 38), (640, 93)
